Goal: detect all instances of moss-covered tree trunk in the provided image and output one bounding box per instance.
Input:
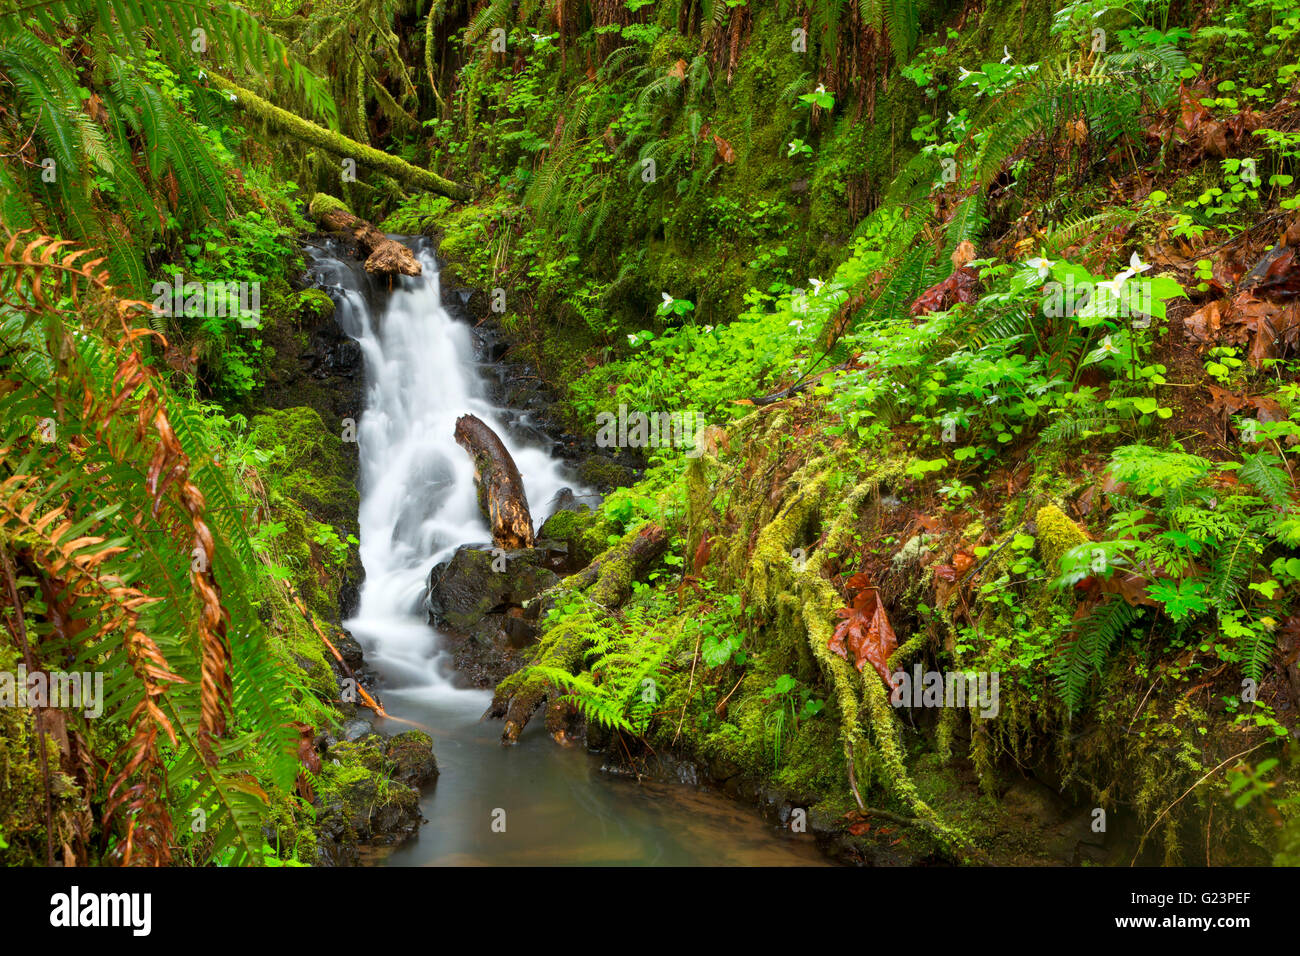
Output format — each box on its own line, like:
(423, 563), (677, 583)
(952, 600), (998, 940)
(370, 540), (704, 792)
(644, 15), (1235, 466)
(208, 74), (470, 201)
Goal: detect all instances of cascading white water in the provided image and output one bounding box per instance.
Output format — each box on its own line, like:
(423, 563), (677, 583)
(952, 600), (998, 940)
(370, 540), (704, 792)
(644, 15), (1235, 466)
(307, 237), (827, 866)
(314, 239), (576, 702)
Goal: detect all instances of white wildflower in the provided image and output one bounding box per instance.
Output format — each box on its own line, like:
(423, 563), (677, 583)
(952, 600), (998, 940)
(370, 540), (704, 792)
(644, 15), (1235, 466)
(1025, 256), (1055, 280)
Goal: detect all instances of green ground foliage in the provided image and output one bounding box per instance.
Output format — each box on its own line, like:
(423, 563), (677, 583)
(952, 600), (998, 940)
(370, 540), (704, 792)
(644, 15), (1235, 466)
(2, 0), (1299, 866)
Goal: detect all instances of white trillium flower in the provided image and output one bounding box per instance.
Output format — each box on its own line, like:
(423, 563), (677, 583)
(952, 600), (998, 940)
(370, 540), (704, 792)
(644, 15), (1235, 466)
(1025, 256), (1055, 280)
(628, 333), (638, 346)
(661, 292), (674, 306)
(809, 277), (825, 295)
(1128, 250), (1152, 274)
(1097, 335), (1121, 355)
(815, 83), (826, 94)
(228, 92), (238, 102)
(1001, 46), (1012, 64)
(198, 70), (207, 80)
(1097, 275), (1129, 299)
(957, 67), (972, 80)
(1097, 278), (1128, 300)
(789, 319), (805, 331)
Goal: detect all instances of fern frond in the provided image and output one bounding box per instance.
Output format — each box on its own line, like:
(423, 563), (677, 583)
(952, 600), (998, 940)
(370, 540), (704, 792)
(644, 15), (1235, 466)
(1206, 531), (1259, 610)
(1057, 598), (1139, 715)
(1239, 452), (1295, 512)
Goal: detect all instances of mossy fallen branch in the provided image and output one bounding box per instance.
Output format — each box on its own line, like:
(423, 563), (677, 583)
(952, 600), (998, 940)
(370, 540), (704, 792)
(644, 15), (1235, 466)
(207, 73), (470, 201)
(487, 524), (668, 743)
(308, 193), (422, 277)
(453, 413), (534, 550)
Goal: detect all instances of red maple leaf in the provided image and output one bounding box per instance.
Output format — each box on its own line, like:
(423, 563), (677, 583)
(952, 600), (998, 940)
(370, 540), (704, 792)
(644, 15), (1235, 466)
(828, 573), (899, 689)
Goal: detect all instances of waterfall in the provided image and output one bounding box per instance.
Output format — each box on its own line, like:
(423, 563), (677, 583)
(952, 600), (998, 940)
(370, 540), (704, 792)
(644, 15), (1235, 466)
(308, 238), (574, 702)
(305, 237), (826, 866)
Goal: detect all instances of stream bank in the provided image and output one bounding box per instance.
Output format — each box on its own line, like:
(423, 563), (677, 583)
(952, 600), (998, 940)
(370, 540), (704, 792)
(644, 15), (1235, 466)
(256, 228), (1182, 869)
(283, 234), (843, 866)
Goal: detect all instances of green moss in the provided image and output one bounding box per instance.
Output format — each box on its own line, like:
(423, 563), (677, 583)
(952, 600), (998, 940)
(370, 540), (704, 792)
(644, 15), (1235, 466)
(0, 643), (93, 865)
(308, 192), (353, 219)
(295, 288), (335, 323)
(248, 406), (359, 535)
(1035, 503), (1090, 577)
(575, 456), (638, 492)
(537, 506), (613, 568)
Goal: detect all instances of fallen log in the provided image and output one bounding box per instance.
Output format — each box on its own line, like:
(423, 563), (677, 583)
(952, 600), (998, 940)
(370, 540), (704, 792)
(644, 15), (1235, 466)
(454, 414), (535, 550)
(309, 194), (422, 277)
(486, 523), (668, 743)
(206, 72), (470, 201)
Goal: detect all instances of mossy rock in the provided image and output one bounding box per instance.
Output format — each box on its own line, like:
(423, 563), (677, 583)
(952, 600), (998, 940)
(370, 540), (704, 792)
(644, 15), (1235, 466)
(426, 546), (560, 632)
(249, 406), (358, 527)
(537, 506), (614, 569)
(295, 288), (335, 324)
(385, 731), (439, 788)
(315, 733), (423, 849)
(576, 455), (639, 493)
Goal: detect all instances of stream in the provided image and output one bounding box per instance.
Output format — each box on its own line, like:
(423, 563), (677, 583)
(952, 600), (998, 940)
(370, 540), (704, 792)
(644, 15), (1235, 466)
(307, 238), (827, 866)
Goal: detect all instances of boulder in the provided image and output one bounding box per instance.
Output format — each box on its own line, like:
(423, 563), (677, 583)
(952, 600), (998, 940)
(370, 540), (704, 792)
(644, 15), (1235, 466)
(444, 616), (529, 688)
(341, 718), (374, 742)
(425, 545), (559, 631)
(536, 506), (614, 570)
(385, 731), (439, 788)
(313, 731), (430, 862)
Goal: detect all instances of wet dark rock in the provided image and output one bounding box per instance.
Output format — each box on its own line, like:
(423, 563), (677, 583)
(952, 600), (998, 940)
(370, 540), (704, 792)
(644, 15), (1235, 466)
(546, 487), (579, 515)
(443, 616), (528, 688)
(501, 608), (539, 646)
(425, 545), (560, 631)
(336, 631), (365, 670)
(532, 537), (574, 573)
(341, 718), (374, 742)
(338, 580), (361, 620)
(707, 753), (744, 782)
(314, 808), (361, 866)
(807, 805), (841, 836)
